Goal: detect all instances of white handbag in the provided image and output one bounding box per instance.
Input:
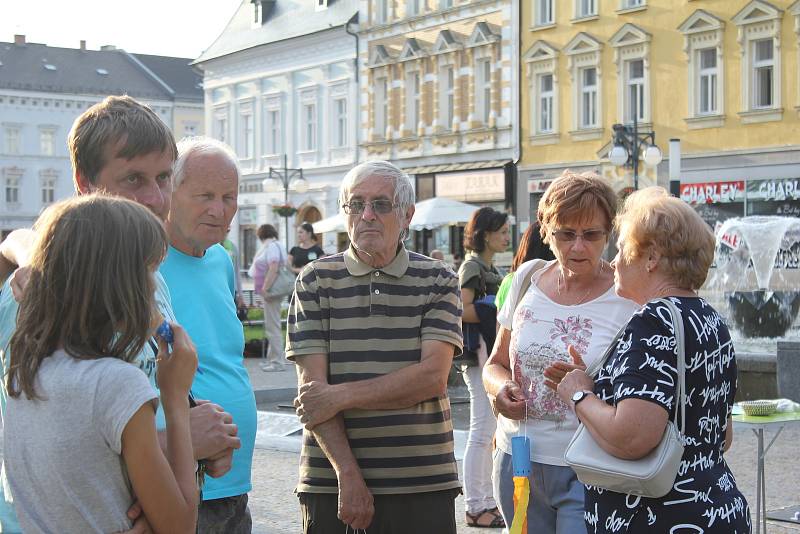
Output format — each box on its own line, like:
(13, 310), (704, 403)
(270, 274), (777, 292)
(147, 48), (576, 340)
(563, 298), (686, 498)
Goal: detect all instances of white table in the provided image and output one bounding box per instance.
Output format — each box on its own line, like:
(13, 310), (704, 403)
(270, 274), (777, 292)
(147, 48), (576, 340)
(732, 409), (800, 534)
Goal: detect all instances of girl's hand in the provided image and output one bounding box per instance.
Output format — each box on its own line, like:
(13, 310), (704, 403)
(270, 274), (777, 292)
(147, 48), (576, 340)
(156, 322), (197, 400)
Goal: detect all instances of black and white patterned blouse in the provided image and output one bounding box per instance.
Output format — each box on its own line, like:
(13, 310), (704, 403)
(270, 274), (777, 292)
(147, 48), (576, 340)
(585, 297), (751, 534)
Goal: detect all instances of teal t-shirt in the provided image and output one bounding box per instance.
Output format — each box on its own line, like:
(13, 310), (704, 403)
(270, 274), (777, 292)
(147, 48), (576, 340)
(159, 244), (256, 500)
(0, 272), (175, 532)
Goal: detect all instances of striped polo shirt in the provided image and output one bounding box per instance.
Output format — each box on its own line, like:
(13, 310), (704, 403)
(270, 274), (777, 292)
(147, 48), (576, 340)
(286, 245), (463, 495)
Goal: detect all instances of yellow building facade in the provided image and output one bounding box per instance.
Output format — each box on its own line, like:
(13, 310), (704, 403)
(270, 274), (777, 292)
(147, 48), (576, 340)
(518, 0), (800, 228)
(358, 0), (520, 255)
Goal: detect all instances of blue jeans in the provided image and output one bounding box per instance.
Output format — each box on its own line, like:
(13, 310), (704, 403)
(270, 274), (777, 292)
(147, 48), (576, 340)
(492, 450), (586, 534)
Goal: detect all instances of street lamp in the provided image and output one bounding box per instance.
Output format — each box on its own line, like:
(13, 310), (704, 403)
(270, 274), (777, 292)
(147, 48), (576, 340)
(262, 154), (308, 250)
(608, 100), (662, 191)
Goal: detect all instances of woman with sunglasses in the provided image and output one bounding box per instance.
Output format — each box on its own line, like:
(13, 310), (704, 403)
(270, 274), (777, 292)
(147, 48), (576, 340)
(483, 171), (638, 533)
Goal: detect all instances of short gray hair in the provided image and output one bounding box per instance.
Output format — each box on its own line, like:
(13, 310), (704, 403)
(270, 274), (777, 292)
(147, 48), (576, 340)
(173, 136), (240, 187)
(338, 160), (414, 213)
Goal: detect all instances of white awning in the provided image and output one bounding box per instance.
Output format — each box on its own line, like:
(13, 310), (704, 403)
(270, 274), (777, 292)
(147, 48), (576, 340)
(312, 213), (346, 233)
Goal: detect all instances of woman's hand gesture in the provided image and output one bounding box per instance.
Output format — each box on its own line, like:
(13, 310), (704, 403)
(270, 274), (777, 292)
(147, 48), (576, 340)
(544, 345), (587, 391)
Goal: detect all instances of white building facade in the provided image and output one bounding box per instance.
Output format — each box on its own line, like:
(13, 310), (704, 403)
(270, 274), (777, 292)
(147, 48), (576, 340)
(0, 37), (203, 237)
(196, 0), (360, 265)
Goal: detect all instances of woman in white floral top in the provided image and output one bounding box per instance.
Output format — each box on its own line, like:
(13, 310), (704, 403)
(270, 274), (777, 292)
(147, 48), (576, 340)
(484, 171), (638, 533)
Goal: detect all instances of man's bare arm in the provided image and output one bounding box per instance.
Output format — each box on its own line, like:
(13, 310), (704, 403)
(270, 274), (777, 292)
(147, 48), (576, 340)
(295, 340), (455, 429)
(0, 229), (35, 268)
(295, 353), (374, 530)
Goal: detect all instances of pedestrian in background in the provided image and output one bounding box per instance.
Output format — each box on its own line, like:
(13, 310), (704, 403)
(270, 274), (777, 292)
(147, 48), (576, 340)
(288, 223), (325, 274)
(249, 224), (289, 372)
(458, 207), (509, 529)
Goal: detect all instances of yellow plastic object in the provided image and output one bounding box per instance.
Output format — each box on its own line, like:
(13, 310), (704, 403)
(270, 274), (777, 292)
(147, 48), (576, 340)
(509, 476), (529, 534)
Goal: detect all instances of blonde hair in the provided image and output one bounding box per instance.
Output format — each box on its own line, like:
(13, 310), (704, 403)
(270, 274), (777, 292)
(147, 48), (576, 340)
(537, 170), (617, 245)
(7, 195), (167, 400)
(615, 186), (715, 290)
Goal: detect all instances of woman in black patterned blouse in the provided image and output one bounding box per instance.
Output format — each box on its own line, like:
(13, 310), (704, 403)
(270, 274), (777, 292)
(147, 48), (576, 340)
(557, 187), (750, 533)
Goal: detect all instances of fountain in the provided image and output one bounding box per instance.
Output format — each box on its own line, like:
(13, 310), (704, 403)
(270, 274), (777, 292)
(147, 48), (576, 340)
(702, 216), (800, 400)
(704, 216), (800, 342)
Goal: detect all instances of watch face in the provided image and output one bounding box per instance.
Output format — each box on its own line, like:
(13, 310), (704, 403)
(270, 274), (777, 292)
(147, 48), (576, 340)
(572, 391), (585, 403)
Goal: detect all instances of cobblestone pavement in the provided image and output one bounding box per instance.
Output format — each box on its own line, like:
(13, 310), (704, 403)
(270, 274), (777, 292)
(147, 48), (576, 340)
(248, 418), (800, 534)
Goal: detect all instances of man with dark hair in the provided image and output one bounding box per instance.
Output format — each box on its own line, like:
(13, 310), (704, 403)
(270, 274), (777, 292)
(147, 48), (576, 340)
(289, 160), (463, 534)
(0, 96), (240, 533)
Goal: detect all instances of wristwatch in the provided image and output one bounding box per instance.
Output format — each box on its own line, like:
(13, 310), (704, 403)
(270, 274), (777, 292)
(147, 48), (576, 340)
(571, 390), (594, 406)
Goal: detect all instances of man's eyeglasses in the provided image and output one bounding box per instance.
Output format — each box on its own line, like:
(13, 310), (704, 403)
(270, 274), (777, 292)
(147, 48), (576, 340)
(551, 229), (608, 242)
(341, 199), (397, 215)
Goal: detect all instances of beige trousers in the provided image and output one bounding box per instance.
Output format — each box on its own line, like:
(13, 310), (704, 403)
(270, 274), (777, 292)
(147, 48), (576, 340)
(262, 296), (284, 363)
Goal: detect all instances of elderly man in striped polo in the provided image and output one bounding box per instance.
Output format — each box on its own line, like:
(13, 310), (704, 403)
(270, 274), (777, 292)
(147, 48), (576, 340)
(289, 161), (464, 534)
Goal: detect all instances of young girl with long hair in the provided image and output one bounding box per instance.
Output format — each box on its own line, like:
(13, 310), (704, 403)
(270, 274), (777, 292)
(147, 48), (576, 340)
(3, 195), (199, 533)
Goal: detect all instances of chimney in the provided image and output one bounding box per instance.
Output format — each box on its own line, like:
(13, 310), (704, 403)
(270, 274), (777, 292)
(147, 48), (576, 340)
(13, 34), (25, 45)
(100, 44), (116, 51)
(80, 40), (86, 51)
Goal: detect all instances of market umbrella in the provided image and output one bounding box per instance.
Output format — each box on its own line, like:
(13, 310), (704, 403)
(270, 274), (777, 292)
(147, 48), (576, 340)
(312, 213), (346, 234)
(409, 197), (478, 231)
(509, 436), (531, 534)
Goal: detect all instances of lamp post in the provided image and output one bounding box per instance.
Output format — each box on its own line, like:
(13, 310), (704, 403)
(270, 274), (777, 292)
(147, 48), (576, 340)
(608, 98), (663, 191)
(262, 154), (308, 251)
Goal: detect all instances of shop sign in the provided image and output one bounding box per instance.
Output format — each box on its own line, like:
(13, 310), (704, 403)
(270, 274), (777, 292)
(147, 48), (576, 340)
(527, 179), (552, 194)
(238, 206), (258, 225)
(747, 178), (800, 201)
(715, 221), (741, 251)
(435, 169), (505, 202)
(680, 181), (744, 204)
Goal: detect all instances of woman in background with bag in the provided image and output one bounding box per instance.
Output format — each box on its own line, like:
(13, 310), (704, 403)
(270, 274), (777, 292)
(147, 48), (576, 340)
(484, 171), (638, 533)
(556, 187), (750, 533)
(458, 207), (509, 529)
(249, 224), (290, 372)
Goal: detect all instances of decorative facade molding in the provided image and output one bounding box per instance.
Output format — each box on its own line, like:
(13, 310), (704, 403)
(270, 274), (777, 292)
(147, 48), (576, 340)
(678, 10), (725, 127)
(733, 0), (783, 121)
(610, 23), (652, 123)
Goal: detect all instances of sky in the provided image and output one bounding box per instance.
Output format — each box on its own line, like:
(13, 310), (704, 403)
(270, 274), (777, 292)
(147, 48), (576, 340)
(2, 0), (243, 59)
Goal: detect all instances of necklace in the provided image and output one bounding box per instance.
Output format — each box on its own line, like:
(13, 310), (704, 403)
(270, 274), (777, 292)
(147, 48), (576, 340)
(557, 262), (604, 306)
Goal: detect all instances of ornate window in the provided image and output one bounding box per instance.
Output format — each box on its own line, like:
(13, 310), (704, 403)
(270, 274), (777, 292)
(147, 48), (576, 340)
(237, 100), (255, 159)
(679, 9), (725, 128)
(575, 0), (596, 19)
(610, 24), (652, 125)
(39, 127), (56, 156)
(213, 107), (228, 144)
(733, 0), (783, 123)
(299, 90), (317, 152)
(534, 0), (555, 28)
(263, 96), (282, 156)
(40, 169), (58, 206)
(3, 126), (20, 155)
(524, 40), (559, 144)
(565, 32), (603, 139)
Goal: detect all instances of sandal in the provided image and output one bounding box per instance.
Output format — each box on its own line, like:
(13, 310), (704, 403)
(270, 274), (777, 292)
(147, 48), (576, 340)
(465, 507), (505, 528)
